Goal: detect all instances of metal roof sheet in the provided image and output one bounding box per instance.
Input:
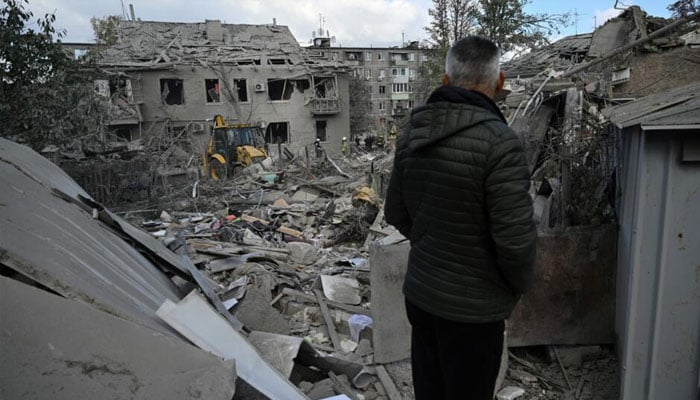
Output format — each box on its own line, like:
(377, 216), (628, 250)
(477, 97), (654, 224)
(604, 83), (700, 128)
(0, 137), (183, 335)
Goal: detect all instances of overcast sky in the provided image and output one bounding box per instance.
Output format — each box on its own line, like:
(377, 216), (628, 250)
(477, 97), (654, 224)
(26, 0), (671, 48)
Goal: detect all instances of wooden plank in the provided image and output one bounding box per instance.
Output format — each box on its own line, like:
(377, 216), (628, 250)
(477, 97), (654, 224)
(240, 214), (304, 239)
(314, 289), (342, 351)
(282, 288), (372, 317)
(375, 365), (403, 400)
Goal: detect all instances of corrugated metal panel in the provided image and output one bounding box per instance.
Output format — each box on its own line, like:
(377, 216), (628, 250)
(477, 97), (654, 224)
(0, 138), (182, 335)
(605, 83), (700, 128)
(617, 129), (700, 400)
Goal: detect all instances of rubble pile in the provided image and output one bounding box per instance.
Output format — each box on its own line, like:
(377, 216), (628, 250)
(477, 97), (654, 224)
(111, 147), (412, 399)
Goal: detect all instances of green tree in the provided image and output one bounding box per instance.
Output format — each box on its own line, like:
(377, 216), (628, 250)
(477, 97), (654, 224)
(0, 0), (104, 151)
(348, 74), (373, 138)
(477, 0), (570, 51)
(667, 0), (699, 18)
(91, 15), (121, 46)
(426, 0), (479, 49)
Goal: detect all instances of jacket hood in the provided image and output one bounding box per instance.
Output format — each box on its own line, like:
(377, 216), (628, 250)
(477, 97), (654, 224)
(404, 85), (506, 152)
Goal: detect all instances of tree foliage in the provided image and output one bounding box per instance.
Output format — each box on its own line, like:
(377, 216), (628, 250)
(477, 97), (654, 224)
(348, 74), (373, 137)
(91, 15), (121, 46)
(666, 0), (699, 18)
(425, 0), (570, 52)
(0, 0), (104, 151)
(426, 0), (479, 49)
(476, 0), (569, 51)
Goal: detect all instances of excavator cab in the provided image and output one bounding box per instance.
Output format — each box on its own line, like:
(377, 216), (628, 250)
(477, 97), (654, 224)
(203, 115), (268, 180)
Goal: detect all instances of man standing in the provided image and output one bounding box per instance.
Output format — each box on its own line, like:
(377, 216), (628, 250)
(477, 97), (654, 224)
(384, 36), (536, 399)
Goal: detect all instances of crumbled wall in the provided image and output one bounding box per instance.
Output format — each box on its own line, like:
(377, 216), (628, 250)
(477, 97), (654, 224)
(615, 47), (700, 97)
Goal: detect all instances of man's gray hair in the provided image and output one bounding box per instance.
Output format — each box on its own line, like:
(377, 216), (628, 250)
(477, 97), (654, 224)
(445, 36), (501, 88)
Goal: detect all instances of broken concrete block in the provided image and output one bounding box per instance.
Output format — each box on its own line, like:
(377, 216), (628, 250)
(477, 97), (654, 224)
(496, 386), (526, 400)
(160, 210), (172, 222)
(288, 242), (319, 265)
(318, 275), (361, 305)
(242, 228), (266, 246)
(248, 331), (304, 378)
(290, 187), (321, 203)
(233, 286), (291, 335)
(307, 378), (336, 400)
(340, 338), (358, 353)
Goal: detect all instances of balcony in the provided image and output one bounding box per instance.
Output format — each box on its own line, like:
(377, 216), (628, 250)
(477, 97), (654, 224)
(107, 103), (142, 126)
(392, 106), (409, 117)
(312, 98), (340, 115)
(390, 93), (410, 101)
(391, 58), (408, 66)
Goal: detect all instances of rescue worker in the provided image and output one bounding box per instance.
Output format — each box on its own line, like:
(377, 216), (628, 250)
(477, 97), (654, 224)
(387, 123), (398, 152)
(341, 137), (349, 156)
(314, 138), (324, 158)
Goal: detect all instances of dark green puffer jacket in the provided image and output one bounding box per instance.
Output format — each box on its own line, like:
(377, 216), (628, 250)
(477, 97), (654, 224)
(384, 85), (536, 323)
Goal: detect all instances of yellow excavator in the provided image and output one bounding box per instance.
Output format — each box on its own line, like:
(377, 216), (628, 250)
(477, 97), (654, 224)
(202, 115), (269, 180)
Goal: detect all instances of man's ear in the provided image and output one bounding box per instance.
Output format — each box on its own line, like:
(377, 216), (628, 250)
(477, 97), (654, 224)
(496, 71), (505, 91)
(441, 74), (450, 85)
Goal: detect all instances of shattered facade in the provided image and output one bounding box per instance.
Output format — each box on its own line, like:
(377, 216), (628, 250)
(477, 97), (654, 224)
(95, 19), (351, 157)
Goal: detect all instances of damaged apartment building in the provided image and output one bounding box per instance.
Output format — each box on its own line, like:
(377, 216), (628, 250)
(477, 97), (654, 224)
(307, 29), (431, 135)
(94, 18), (351, 156)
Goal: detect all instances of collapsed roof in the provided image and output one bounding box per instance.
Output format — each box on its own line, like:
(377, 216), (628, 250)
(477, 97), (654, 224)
(97, 19), (348, 73)
(502, 6), (682, 79)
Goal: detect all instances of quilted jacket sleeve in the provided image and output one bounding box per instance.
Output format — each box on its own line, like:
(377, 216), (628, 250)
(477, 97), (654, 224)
(485, 129), (537, 293)
(384, 150), (412, 239)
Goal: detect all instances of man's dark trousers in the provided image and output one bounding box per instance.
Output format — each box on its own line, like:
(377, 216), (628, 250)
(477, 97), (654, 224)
(406, 300), (504, 400)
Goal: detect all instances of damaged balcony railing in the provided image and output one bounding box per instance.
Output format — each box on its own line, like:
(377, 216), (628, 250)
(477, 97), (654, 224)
(312, 97), (340, 115)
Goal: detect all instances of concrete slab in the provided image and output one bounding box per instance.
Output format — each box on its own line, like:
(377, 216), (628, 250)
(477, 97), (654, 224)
(156, 290), (308, 400)
(0, 276), (236, 400)
(318, 275), (361, 305)
(369, 241), (411, 363)
(248, 331), (304, 378)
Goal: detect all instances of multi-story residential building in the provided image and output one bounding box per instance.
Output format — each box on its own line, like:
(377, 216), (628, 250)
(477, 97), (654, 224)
(93, 19), (350, 155)
(308, 35), (431, 136)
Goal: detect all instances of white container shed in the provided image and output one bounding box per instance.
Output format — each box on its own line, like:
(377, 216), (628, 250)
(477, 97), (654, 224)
(606, 83), (700, 400)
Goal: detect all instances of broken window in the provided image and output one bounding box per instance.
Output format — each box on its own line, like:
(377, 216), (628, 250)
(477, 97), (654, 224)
(267, 58), (292, 65)
(379, 102), (385, 110)
(316, 120), (327, 142)
(267, 79), (294, 101)
(378, 52), (384, 61)
(293, 79), (310, 93)
(205, 79), (220, 103)
(160, 79), (184, 105)
(233, 79), (248, 102)
(236, 59), (261, 65)
(266, 122), (289, 144)
(379, 85), (386, 95)
(313, 77), (337, 99)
